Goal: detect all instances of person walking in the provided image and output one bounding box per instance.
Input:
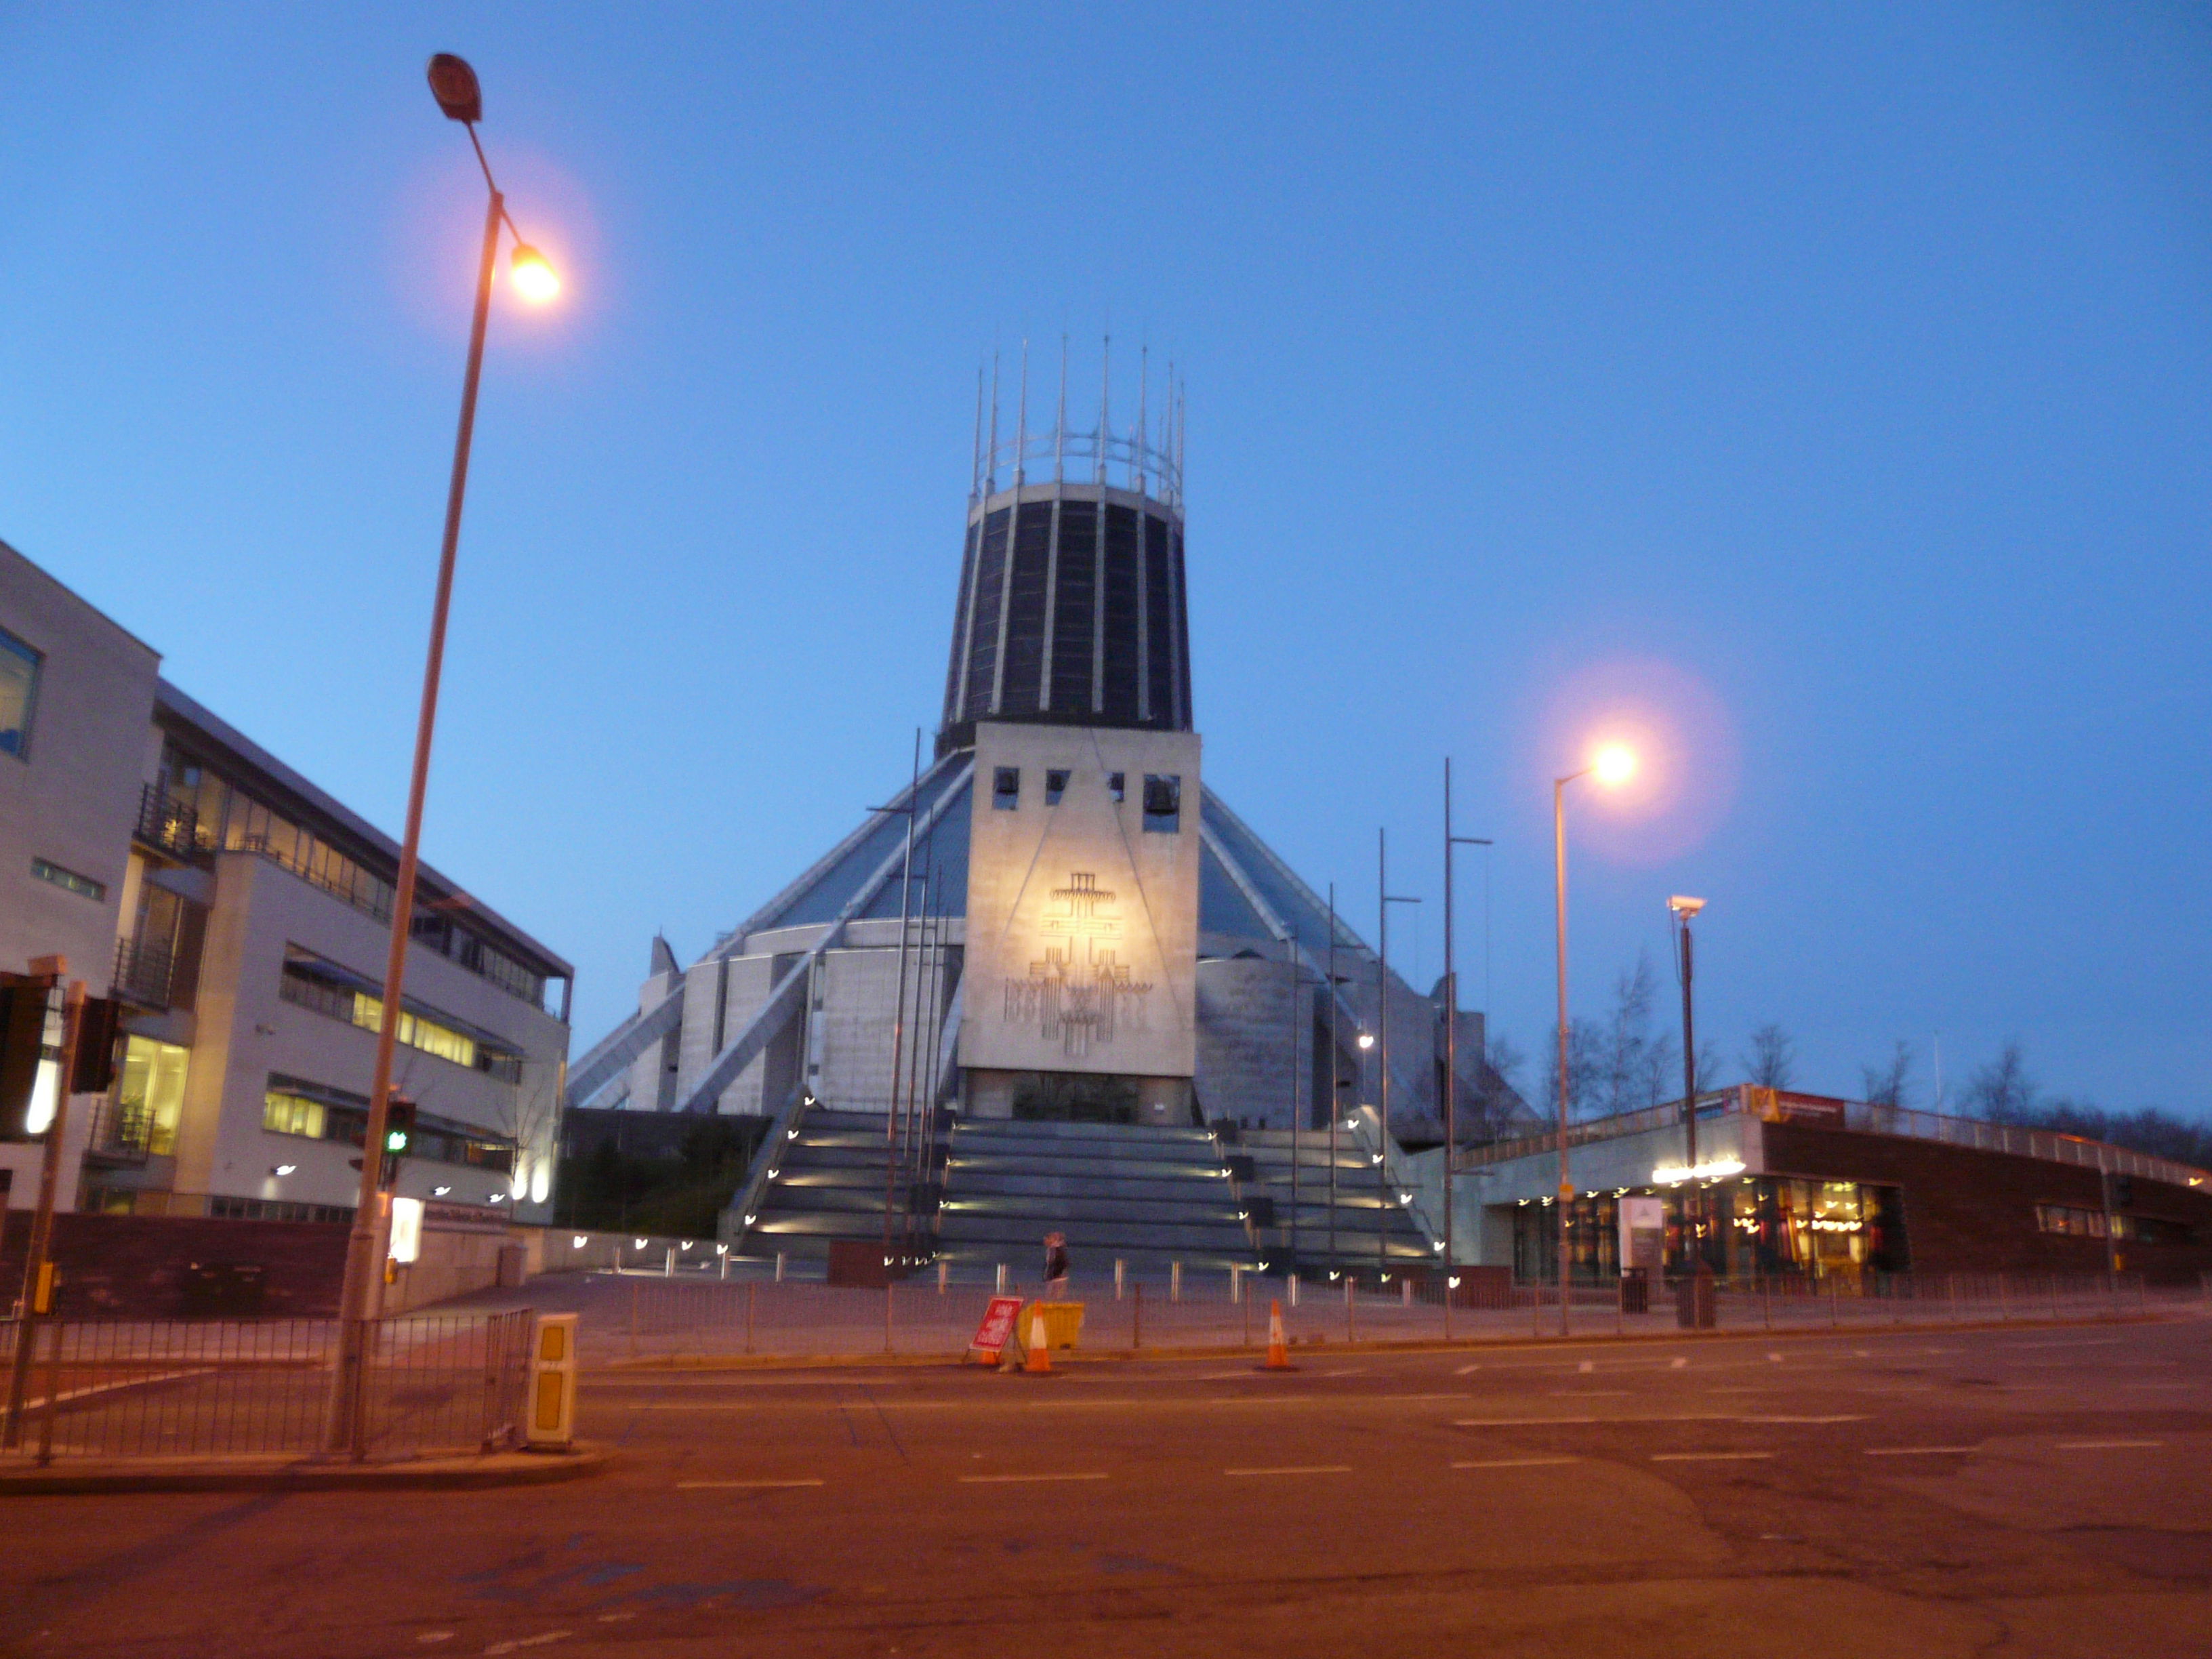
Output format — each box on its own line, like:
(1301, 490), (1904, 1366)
(1042, 1231), (1071, 1297)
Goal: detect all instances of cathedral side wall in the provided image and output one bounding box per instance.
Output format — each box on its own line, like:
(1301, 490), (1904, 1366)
(1193, 956), (1311, 1130)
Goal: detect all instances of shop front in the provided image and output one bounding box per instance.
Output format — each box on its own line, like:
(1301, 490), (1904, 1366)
(1509, 1176), (1908, 1284)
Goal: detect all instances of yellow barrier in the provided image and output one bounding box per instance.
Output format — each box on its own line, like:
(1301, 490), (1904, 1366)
(1023, 1300), (1085, 1351)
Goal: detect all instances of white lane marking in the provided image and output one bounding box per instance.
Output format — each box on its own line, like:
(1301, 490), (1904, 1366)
(484, 1635), (571, 1656)
(1866, 1445), (1982, 1456)
(1669, 1357), (1689, 1369)
(959, 1472), (1111, 1483)
(2057, 1439), (2165, 1451)
(676, 1478), (825, 1490)
(1453, 1413), (1737, 1427)
(1651, 1451), (1772, 1462)
(2006, 1339), (2125, 1349)
(595, 1614), (636, 1623)
(1740, 1414), (1866, 1424)
(1548, 1389), (1630, 1397)
(1226, 1465), (1353, 1477)
(1453, 1457), (1578, 1469)
(1767, 1353), (1784, 1363)
(416, 1637), (455, 1647)
(1455, 1364), (1481, 1375)
(1577, 1360), (1595, 1373)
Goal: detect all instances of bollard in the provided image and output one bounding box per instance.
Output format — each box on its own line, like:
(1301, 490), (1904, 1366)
(1401, 1278), (1412, 1309)
(718, 1251), (730, 1282)
(938, 1258), (949, 1293)
(665, 1247), (675, 1278)
(775, 1251), (787, 1284)
(1230, 1264), (1242, 1305)
(1288, 1273), (1299, 1309)
(996, 1262), (1008, 1295)
(1171, 1261), (1182, 1303)
(1345, 1273), (1355, 1343)
(1115, 1258), (1125, 1301)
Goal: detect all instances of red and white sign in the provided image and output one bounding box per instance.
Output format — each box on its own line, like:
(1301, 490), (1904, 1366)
(1773, 1092), (1849, 1126)
(967, 1295), (1026, 1365)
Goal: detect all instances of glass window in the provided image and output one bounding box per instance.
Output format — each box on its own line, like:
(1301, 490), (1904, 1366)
(117, 1036), (189, 1155)
(262, 1088), (328, 1140)
(1143, 774), (1181, 832)
(30, 857), (106, 902)
(1045, 769), (1068, 806)
(993, 766), (1020, 809)
(0, 628), (39, 760)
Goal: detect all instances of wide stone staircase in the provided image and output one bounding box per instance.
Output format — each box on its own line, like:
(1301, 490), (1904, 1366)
(934, 1118), (1259, 1275)
(741, 1107), (912, 1258)
(1232, 1128), (1437, 1275)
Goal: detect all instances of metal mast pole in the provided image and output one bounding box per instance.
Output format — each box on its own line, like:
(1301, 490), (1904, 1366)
(1377, 831), (1389, 1281)
(1679, 912), (1698, 1258)
(1328, 884), (1340, 1272)
(880, 731), (920, 1266)
(1553, 775), (1572, 1336)
(1286, 924), (1300, 1274)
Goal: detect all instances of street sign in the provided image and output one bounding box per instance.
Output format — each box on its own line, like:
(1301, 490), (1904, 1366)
(966, 1294), (1025, 1366)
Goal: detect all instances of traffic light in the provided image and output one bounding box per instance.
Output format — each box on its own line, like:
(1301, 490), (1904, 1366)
(72, 997), (124, 1095)
(382, 1096), (416, 1189)
(0, 973), (54, 1141)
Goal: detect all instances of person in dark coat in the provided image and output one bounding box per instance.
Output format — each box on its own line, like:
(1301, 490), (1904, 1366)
(1043, 1231), (1070, 1296)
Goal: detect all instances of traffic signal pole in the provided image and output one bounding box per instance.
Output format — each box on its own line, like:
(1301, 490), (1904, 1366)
(4, 967), (85, 1450)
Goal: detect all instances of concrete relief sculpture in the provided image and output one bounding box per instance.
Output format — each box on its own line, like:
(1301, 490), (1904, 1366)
(1002, 873), (1155, 1058)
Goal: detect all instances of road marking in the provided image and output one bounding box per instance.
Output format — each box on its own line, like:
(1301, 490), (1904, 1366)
(676, 1478), (826, 1490)
(1865, 1446), (1981, 1456)
(415, 1637), (454, 1647)
(1651, 1451), (1772, 1462)
(1767, 1353), (1784, 1363)
(1548, 1389), (1629, 1397)
(2057, 1439), (2165, 1451)
(1451, 1425), (1743, 1433)
(959, 1472), (1111, 1483)
(2007, 1338), (2125, 1349)
(1452, 1457), (1578, 1469)
(1455, 1364), (1481, 1375)
(1226, 1465), (1353, 1477)
(483, 1635), (571, 1656)
(1669, 1357), (1688, 1369)
(1576, 1360), (1595, 1373)
(1741, 1414), (1866, 1425)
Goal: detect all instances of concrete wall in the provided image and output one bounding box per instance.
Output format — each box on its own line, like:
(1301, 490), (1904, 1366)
(1193, 954), (1310, 1128)
(0, 541), (163, 1212)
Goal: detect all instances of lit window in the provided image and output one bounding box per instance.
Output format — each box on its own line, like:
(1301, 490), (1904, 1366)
(0, 628), (39, 761)
(1045, 769), (1068, 806)
(1143, 774), (1181, 833)
(118, 1036), (190, 1155)
(993, 767), (1020, 810)
(262, 1088), (329, 1140)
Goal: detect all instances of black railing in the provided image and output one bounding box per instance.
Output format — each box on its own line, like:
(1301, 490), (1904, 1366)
(111, 934), (175, 1009)
(131, 783), (207, 863)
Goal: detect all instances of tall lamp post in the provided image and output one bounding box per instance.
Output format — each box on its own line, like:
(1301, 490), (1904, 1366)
(1551, 744), (1635, 1336)
(1441, 757), (1491, 1336)
(1376, 829), (1420, 1281)
(331, 54), (560, 1451)
(1668, 895), (1707, 1274)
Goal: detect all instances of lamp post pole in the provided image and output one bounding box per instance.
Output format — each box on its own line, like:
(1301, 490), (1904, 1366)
(1669, 896), (1707, 1274)
(331, 56), (555, 1452)
(1442, 757), (1491, 1338)
(1550, 767), (1594, 1337)
(1376, 830), (1420, 1282)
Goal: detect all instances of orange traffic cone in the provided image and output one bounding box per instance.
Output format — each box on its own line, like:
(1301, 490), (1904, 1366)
(1024, 1303), (1052, 1374)
(1263, 1298), (1292, 1370)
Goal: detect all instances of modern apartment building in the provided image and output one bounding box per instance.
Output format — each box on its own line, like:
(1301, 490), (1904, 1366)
(1, 538), (572, 1228)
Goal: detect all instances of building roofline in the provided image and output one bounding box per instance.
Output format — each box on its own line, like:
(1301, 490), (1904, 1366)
(0, 538), (163, 665)
(154, 678), (573, 981)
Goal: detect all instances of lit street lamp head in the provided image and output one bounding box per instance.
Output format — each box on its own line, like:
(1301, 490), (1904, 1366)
(427, 54), (483, 124)
(1356, 1031), (1376, 1051)
(510, 243), (561, 303)
(1593, 743), (1638, 787)
(1668, 895), (1706, 918)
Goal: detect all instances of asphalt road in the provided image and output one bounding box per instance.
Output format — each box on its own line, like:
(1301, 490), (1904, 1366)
(5, 1317), (2210, 1658)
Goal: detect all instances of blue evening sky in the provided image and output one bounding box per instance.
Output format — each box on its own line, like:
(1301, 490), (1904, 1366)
(4, 5), (2207, 1115)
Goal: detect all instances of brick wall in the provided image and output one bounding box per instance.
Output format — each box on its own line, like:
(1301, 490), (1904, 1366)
(1760, 1123), (2212, 1282)
(0, 1211), (349, 1317)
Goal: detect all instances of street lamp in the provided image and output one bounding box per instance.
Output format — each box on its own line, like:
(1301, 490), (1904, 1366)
(1551, 743), (1635, 1334)
(1441, 755), (1492, 1338)
(330, 54), (561, 1453)
(1668, 894), (1707, 1275)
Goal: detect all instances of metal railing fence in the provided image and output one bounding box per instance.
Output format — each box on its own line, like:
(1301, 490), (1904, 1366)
(584, 1267), (2199, 1364)
(0, 1311), (533, 1466)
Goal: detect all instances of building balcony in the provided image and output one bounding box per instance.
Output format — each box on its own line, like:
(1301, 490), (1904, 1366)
(112, 934), (176, 1010)
(131, 782), (211, 865)
(80, 1096), (158, 1166)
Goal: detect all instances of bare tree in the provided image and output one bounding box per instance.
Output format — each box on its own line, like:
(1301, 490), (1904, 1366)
(1860, 1040), (1913, 1109)
(1742, 1023), (1796, 1090)
(1965, 1040), (2035, 1122)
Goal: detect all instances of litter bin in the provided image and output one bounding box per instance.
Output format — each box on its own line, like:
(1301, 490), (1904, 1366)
(1619, 1268), (1650, 1315)
(1675, 1269), (1716, 1330)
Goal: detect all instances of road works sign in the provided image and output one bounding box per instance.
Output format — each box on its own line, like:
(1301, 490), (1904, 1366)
(966, 1295), (1026, 1366)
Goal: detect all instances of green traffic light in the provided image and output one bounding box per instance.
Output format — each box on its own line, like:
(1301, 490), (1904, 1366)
(386, 1130), (409, 1153)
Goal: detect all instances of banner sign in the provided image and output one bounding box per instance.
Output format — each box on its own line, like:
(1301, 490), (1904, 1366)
(1773, 1092), (1849, 1125)
(967, 1295), (1026, 1365)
